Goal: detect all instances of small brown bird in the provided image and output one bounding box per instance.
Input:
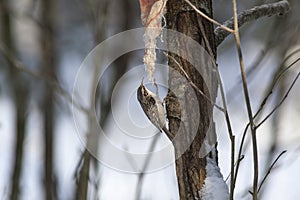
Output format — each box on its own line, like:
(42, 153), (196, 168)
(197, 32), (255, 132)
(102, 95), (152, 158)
(137, 80), (171, 137)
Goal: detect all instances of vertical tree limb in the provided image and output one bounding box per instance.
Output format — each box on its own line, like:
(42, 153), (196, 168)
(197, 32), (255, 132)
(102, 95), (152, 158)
(0, 1), (28, 200)
(232, 0), (258, 198)
(40, 0), (57, 199)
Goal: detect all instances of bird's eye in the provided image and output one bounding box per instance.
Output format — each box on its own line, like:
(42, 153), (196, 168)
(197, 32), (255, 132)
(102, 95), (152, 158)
(149, 96), (156, 105)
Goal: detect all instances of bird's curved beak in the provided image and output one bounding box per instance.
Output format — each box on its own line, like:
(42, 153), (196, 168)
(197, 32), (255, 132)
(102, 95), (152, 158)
(141, 77), (144, 86)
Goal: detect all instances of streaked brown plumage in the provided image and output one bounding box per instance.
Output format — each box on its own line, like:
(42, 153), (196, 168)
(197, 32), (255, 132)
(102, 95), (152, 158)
(137, 81), (172, 137)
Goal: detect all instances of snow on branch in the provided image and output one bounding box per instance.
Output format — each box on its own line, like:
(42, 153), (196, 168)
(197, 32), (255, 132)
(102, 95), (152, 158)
(215, 0), (290, 46)
(200, 158), (229, 200)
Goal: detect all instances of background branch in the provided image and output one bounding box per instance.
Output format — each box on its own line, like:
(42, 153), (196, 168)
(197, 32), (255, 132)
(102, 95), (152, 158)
(215, 0), (290, 46)
(258, 150), (287, 193)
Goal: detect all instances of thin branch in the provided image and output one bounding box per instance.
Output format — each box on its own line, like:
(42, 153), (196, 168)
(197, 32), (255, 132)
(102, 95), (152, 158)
(233, 123), (249, 186)
(75, 150), (91, 200)
(210, 53), (236, 200)
(225, 155), (244, 182)
(164, 52), (225, 112)
(215, 0), (290, 46)
(226, 21), (279, 101)
(74, 151), (86, 180)
(254, 57), (300, 120)
(256, 71), (300, 129)
(201, 37), (236, 198)
(257, 150), (287, 193)
(233, 55), (300, 193)
(123, 134), (161, 200)
(232, 0), (258, 198)
(183, 0), (234, 33)
(227, 44), (300, 106)
(134, 133), (160, 200)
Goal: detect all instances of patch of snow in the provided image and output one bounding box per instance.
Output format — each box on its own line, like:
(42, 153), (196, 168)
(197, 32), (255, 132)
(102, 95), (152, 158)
(200, 157), (229, 200)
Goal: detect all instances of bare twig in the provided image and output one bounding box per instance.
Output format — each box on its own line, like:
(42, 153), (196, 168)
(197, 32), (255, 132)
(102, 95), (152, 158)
(234, 54), (300, 191)
(233, 123), (249, 185)
(134, 133), (161, 200)
(164, 52), (224, 112)
(231, 0), (259, 198)
(123, 134), (161, 200)
(225, 155), (244, 182)
(227, 20), (296, 106)
(254, 56), (300, 120)
(256, 71), (300, 129)
(226, 22), (278, 101)
(215, 0), (290, 46)
(257, 150), (287, 193)
(184, 0), (234, 33)
(75, 150), (91, 200)
(210, 55), (236, 200)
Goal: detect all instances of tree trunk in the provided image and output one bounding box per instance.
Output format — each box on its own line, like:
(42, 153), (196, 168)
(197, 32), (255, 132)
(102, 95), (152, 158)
(165, 0), (217, 199)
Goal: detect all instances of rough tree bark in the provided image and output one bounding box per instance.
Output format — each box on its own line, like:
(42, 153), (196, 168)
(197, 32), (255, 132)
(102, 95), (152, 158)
(165, 0), (217, 199)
